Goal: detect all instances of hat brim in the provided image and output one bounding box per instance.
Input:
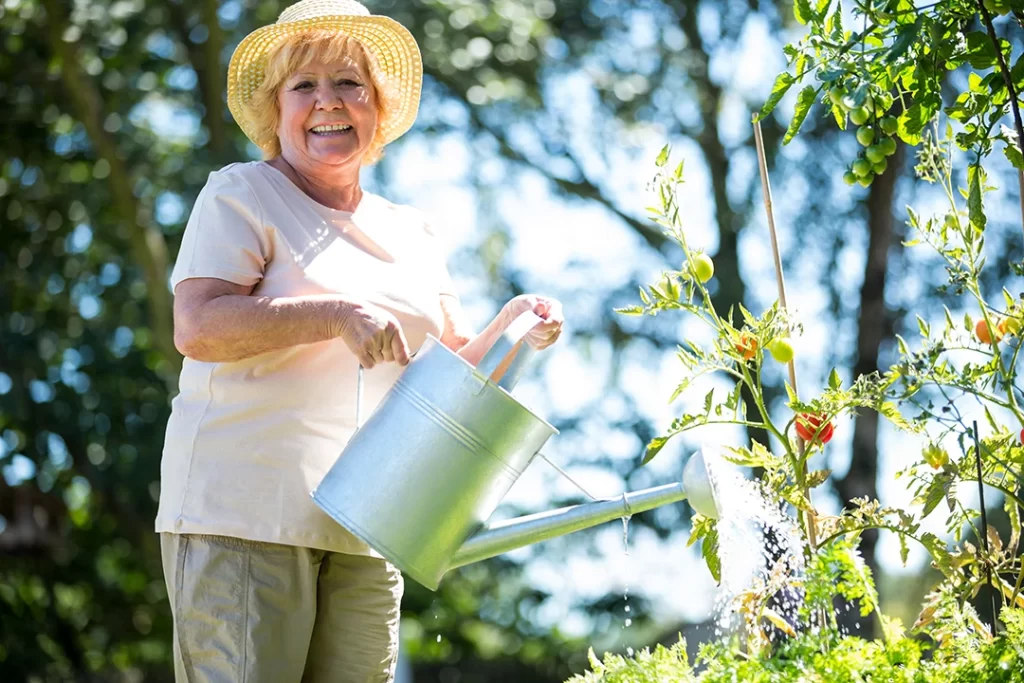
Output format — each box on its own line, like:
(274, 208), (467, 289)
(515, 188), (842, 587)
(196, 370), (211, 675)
(227, 15), (423, 151)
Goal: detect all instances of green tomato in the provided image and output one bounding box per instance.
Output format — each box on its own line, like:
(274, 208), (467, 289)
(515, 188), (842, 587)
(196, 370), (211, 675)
(872, 158), (888, 175)
(691, 253), (715, 283)
(856, 127), (875, 147)
(852, 158), (873, 178)
(849, 107), (870, 126)
(880, 116), (898, 136)
(768, 338), (795, 363)
(828, 86), (847, 108)
(866, 144), (886, 163)
(843, 171), (858, 185)
(880, 137), (898, 156)
(857, 175), (873, 187)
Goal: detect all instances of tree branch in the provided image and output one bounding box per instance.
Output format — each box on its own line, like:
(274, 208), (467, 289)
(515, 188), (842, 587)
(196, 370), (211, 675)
(461, 101), (671, 253)
(976, 0), (1024, 239)
(41, 0), (181, 384)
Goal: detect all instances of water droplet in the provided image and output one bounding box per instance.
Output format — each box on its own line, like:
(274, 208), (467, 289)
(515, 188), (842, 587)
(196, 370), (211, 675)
(436, 635), (442, 643)
(624, 605), (631, 613)
(624, 618), (632, 627)
(626, 647), (634, 656)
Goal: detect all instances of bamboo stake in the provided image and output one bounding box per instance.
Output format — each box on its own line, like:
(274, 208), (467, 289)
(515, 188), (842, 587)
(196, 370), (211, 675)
(752, 114), (818, 552)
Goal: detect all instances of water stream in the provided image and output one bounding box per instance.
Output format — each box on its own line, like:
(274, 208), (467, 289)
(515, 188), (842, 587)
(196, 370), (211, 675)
(702, 448), (807, 640)
(621, 514), (634, 656)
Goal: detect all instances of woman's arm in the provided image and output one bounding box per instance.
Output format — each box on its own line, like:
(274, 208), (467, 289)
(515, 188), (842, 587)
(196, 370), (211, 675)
(438, 294), (564, 367)
(174, 278), (409, 367)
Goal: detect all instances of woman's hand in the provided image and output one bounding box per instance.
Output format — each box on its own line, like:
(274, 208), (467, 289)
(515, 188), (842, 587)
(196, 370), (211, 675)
(337, 300), (410, 369)
(500, 295), (564, 350)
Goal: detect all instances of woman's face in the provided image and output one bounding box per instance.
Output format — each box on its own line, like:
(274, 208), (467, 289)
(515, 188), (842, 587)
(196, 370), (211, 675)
(276, 54), (378, 171)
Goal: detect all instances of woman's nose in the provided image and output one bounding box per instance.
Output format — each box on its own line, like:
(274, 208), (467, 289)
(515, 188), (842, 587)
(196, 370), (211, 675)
(316, 87), (344, 110)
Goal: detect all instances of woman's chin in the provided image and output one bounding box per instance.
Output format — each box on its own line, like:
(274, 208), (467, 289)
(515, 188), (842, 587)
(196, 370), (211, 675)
(305, 134), (364, 163)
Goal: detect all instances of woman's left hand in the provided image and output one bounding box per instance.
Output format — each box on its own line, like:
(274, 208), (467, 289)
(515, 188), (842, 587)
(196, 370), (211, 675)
(500, 295), (564, 350)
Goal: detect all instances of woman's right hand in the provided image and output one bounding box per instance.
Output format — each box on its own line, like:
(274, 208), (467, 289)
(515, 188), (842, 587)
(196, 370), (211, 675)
(336, 300), (410, 369)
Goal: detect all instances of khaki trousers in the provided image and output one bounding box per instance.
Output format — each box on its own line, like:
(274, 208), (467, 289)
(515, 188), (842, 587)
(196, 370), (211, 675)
(160, 533), (403, 683)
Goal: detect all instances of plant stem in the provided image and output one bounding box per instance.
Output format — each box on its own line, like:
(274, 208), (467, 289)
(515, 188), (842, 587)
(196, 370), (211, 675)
(972, 421), (999, 636)
(752, 116), (818, 552)
(975, 0), (1024, 240)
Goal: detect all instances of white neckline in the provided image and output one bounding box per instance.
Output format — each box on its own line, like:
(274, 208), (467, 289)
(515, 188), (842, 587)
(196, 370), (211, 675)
(257, 161), (377, 218)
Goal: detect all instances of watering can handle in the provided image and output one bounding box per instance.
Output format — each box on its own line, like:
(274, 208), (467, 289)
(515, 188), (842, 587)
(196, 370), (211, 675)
(476, 310), (545, 391)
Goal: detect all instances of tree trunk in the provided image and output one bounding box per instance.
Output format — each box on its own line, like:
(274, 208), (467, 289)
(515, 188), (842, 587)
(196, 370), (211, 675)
(168, 0), (230, 160)
(834, 142), (905, 633)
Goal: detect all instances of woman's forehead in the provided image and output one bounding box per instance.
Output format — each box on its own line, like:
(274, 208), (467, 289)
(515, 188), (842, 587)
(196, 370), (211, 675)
(290, 56), (366, 77)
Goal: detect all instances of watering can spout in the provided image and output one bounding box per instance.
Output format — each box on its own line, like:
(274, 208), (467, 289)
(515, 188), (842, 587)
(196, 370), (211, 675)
(449, 448), (722, 570)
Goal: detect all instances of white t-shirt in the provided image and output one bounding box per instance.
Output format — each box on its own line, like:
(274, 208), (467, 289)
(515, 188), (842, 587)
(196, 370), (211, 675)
(156, 161), (458, 554)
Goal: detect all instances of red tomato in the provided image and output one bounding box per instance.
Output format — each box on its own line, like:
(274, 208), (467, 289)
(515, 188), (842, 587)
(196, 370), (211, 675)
(796, 413), (834, 445)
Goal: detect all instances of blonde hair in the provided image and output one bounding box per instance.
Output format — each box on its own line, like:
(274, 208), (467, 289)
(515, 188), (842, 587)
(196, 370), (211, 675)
(243, 30), (399, 164)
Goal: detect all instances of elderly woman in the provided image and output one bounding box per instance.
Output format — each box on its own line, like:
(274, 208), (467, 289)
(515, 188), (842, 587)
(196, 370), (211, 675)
(156, 1), (563, 681)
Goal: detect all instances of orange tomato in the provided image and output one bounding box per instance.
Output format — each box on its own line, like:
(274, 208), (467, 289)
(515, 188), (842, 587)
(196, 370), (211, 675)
(735, 331), (758, 361)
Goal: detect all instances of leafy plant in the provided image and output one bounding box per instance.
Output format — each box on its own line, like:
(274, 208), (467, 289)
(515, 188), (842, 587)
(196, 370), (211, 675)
(568, 607), (1024, 681)
(606, 2), (1024, 656)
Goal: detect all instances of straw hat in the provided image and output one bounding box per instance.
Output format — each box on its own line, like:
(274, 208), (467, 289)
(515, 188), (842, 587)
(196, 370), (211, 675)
(227, 0), (423, 151)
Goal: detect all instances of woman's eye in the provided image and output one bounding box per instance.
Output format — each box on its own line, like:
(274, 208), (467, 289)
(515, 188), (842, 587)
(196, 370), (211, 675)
(336, 79), (360, 87)
(293, 81), (313, 90)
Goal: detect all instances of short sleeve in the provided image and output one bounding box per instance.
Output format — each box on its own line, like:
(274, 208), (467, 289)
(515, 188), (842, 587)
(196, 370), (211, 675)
(171, 168), (270, 290)
(420, 213), (460, 300)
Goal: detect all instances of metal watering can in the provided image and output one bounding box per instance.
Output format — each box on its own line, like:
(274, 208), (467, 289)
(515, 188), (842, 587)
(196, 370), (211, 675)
(311, 312), (722, 590)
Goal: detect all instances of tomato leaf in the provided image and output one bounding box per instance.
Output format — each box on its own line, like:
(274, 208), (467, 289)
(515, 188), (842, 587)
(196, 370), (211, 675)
(785, 381), (799, 407)
(1004, 140), (1024, 171)
(756, 71), (795, 122)
(968, 163), (986, 233)
(886, 17), (921, 64)
(897, 101), (931, 146)
(794, 0), (814, 25)
(806, 468), (832, 488)
(641, 436), (669, 465)
(655, 144), (670, 167)
(783, 85), (817, 145)
(963, 32), (997, 70)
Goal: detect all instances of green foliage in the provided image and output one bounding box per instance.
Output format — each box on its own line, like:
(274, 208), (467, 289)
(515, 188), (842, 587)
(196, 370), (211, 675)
(759, 0), (1024, 186)
(566, 640), (695, 683)
(567, 608), (1024, 682)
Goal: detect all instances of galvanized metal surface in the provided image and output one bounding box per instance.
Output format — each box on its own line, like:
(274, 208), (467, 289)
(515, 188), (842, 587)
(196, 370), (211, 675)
(312, 312), (558, 590)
